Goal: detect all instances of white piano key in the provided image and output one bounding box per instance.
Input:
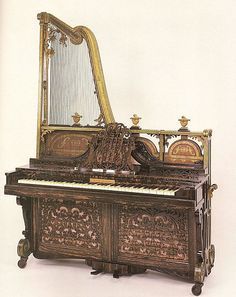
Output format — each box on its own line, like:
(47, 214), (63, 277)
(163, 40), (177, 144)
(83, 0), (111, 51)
(18, 179), (178, 196)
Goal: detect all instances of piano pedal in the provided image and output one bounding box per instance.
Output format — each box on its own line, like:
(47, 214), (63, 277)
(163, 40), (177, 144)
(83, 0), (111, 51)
(90, 269), (102, 275)
(113, 270), (120, 279)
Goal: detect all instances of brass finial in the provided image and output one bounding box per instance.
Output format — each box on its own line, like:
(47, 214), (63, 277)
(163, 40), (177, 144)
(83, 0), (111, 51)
(72, 112), (82, 126)
(178, 116), (190, 131)
(130, 114), (141, 128)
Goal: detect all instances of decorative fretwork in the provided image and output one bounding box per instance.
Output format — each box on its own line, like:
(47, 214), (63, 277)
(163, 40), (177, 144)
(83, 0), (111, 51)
(83, 123), (135, 171)
(165, 134), (179, 148)
(40, 199), (102, 251)
(189, 135), (205, 150)
(118, 205), (189, 263)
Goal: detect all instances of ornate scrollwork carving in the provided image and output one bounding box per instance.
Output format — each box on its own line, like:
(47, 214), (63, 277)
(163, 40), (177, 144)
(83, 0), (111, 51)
(39, 199), (102, 252)
(83, 123), (135, 171)
(188, 136), (205, 150)
(16, 197), (32, 268)
(45, 25), (68, 58)
(41, 129), (54, 143)
(94, 113), (105, 126)
(119, 205), (189, 262)
(165, 134), (178, 148)
(208, 184), (218, 199)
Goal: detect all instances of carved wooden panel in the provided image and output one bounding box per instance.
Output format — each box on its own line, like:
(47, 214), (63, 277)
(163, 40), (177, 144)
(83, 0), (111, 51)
(165, 139), (203, 164)
(38, 198), (102, 256)
(43, 131), (93, 157)
(117, 205), (189, 265)
(84, 123), (135, 171)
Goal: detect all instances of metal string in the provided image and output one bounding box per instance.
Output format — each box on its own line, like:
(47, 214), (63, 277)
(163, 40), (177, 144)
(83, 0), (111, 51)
(49, 34), (100, 126)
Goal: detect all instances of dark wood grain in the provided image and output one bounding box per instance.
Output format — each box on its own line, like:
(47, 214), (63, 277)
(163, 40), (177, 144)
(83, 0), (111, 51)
(4, 123), (216, 296)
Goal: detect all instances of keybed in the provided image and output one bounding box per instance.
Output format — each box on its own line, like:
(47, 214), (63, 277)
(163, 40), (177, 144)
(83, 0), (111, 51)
(18, 179), (179, 196)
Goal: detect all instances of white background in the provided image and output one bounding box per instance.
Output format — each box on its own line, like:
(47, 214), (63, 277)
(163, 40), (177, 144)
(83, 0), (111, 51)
(0, 1), (236, 296)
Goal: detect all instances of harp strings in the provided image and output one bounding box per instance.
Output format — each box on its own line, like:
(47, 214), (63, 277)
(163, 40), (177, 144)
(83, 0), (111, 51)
(49, 33), (100, 126)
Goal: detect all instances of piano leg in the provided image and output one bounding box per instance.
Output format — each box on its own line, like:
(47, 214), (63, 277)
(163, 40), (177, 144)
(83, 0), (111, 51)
(16, 197), (32, 268)
(192, 209), (206, 296)
(17, 238), (31, 268)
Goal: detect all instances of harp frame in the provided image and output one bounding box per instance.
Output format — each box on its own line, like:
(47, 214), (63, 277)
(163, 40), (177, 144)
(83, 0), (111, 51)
(36, 12), (115, 157)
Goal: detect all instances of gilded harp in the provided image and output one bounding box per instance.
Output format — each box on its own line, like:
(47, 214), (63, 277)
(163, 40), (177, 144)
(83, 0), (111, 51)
(37, 12), (114, 158)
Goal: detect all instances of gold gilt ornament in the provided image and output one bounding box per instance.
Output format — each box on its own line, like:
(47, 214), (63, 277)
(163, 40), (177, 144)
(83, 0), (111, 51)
(178, 116), (190, 131)
(72, 112), (82, 126)
(130, 114), (141, 128)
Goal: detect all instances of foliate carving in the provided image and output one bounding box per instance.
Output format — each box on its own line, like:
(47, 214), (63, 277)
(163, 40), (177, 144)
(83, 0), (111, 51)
(94, 113), (105, 126)
(119, 205), (189, 263)
(39, 199), (102, 251)
(157, 168), (201, 181)
(41, 129), (54, 142)
(45, 25), (68, 57)
(165, 134), (178, 148)
(84, 123), (135, 171)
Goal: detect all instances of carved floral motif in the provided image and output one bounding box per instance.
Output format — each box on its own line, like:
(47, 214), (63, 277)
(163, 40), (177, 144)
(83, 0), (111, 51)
(44, 25), (68, 58)
(39, 199), (102, 251)
(119, 206), (189, 262)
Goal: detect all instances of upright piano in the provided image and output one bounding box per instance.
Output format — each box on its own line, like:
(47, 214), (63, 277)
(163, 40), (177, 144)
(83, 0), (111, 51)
(4, 12), (217, 296)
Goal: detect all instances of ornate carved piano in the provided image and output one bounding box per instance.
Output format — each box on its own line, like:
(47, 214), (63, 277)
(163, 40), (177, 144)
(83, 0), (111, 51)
(4, 12), (217, 296)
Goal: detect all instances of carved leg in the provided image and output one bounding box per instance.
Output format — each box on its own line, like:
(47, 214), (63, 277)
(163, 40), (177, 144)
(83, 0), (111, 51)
(16, 197), (32, 268)
(17, 238), (31, 268)
(192, 262), (205, 296)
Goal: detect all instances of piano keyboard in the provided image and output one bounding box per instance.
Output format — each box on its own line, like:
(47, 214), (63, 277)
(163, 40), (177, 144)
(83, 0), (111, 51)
(18, 179), (178, 196)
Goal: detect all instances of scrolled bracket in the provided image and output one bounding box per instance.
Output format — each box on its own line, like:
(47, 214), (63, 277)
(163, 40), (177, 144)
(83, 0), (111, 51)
(16, 197), (32, 268)
(40, 129), (54, 143)
(205, 244), (215, 275)
(208, 184), (218, 199)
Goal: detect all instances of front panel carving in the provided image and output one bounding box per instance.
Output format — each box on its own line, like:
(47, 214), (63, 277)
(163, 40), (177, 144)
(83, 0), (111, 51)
(118, 205), (189, 264)
(39, 198), (102, 255)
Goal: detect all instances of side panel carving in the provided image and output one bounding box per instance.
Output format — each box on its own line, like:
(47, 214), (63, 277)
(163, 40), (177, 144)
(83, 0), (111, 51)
(118, 205), (189, 264)
(38, 198), (103, 256)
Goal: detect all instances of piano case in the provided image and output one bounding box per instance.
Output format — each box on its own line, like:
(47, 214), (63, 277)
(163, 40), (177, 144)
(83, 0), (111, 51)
(4, 13), (217, 296)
